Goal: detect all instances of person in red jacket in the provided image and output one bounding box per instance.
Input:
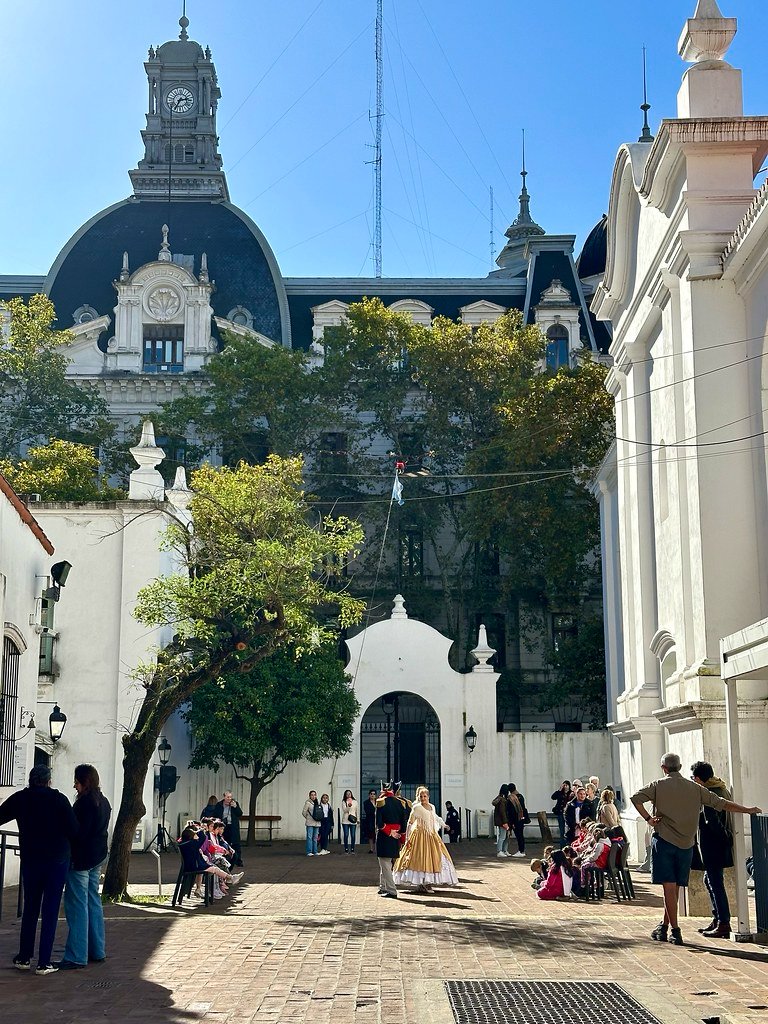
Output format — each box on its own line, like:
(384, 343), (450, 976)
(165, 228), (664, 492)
(537, 850), (574, 901)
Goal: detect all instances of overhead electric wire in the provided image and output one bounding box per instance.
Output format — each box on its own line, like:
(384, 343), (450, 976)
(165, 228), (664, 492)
(277, 208), (370, 256)
(228, 21), (372, 174)
(221, 0), (326, 131)
(243, 112), (368, 208)
(383, 112), (432, 272)
(412, 0), (517, 211)
(311, 471), (577, 507)
(383, 206), (488, 265)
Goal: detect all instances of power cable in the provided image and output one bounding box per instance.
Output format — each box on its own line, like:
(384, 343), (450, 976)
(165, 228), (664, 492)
(221, 0), (326, 131)
(383, 206), (488, 265)
(228, 21), (372, 174)
(383, 111), (433, 272)
(277, 209), (371, 256)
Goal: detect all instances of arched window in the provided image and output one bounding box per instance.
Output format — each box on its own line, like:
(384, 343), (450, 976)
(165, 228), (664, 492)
(184, 145), (195, 164)
(546, 324), (570, 370)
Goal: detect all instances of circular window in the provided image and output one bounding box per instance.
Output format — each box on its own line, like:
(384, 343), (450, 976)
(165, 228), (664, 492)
(227, 306), (253, 330)
(72, 304), (99, 325)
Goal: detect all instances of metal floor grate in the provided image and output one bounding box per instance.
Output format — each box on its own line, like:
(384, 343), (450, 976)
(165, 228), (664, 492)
(445, 981), (664, 1024)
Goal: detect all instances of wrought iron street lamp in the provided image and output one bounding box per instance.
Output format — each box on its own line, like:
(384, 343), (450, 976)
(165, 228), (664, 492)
(465, 725), (477, 753)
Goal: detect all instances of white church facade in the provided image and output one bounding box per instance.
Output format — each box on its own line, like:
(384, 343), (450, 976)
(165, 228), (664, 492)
(592, 0), (768, 923)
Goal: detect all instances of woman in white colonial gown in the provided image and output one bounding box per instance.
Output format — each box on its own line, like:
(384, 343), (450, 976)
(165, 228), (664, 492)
(393, 786), (458, 891)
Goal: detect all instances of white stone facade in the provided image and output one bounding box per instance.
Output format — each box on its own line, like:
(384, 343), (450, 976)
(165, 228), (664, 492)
(592, 0), (768, 867)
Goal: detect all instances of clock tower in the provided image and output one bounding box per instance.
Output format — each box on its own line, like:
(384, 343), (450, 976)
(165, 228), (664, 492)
(129, 14), (229, 201)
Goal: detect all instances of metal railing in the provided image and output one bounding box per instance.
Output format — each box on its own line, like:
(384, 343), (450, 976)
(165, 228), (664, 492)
(752, 812), (768, 933)
(0, 830), (23, 921)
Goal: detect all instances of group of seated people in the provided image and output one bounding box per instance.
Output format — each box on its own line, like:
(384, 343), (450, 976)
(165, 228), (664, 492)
(532, 820), (628, 901)
(178, 818), (245, 901)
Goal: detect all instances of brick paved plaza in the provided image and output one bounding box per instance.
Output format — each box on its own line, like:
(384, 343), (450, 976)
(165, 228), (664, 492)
(0, 839), (766, 1024)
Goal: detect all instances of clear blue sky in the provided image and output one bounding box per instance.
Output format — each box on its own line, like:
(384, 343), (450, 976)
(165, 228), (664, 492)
(2, 1), (767, 279)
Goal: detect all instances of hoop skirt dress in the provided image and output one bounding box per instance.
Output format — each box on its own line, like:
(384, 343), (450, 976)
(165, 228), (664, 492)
(393, 801), (458, 887)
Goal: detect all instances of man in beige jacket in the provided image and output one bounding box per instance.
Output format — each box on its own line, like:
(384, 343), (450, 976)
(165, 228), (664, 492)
(632, 752), (761, 946)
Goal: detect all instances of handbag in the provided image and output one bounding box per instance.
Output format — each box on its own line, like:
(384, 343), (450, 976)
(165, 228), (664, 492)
(347, 813), (358, 824)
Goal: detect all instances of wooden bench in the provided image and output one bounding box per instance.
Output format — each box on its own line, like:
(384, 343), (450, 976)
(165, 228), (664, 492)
(242, 814), (282, 846)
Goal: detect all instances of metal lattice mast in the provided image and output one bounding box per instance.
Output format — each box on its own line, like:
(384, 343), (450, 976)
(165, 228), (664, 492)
(374, 0), (383, 277)
(489, 186), (496, 269)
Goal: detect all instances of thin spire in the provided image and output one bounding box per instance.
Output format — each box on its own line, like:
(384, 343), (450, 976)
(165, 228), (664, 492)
(638, 46), (654, 143)
(505, 129), (544, 239)
(179, 0), (189, 40)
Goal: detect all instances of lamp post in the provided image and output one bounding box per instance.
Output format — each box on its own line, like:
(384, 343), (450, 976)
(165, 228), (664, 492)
(381, 694), (396, 782)
(48, 705), (67, 744)
(158, 736), (172, 765)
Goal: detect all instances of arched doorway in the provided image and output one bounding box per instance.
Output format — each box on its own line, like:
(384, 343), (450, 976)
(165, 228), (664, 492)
(360, 693), (441, 809)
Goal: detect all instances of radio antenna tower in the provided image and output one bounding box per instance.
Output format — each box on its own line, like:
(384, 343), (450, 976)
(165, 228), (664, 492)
(373, 0), (383, 277)
(489, 186), (496, 269)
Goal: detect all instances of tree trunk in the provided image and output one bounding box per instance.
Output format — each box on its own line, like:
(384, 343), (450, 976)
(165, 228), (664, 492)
(102, 730), (157, 900)
(246, 777), (266, 846)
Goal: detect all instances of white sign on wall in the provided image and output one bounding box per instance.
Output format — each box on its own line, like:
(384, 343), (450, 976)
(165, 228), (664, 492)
(12, 744), (27, 788)
(445, 774), (464, 787)
(336, 775), (356, 790)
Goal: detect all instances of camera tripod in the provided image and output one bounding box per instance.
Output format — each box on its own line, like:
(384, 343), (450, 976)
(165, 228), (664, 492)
(144, 794), (174, 853)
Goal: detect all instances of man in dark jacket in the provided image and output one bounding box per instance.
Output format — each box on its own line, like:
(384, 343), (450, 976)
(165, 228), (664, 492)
(213, 792), (243, 866)
(376, 781), (408, 898)
(0, 764), (79, 975)
(507, 783), (530, 857)
(691, 761), (734, 938)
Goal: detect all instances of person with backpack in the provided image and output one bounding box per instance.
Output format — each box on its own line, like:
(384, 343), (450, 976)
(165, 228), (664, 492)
(691, 761), (736, 939)
(302, 790), (322, 856)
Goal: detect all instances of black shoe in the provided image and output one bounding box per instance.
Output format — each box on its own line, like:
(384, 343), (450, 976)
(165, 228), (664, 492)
(12, 957), (30, 971)
(379, 891), (398, 899)
(651, 922), (668, 941)
(54, 959), (86, 970)
(697, 918), (717, 934)
(669, 928), (684, 946)
(88, 956), (107, 963)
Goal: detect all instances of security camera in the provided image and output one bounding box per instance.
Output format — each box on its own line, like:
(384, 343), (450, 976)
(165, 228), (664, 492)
(34, 625), (59, 638)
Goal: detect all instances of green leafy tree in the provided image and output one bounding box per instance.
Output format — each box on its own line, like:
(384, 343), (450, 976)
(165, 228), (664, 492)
(102, 456), (364, 900)
(0, 438), (123, 501)
(541, 616), (608, 727)
(184, 643), (359, 843)
(0, 295), (113, 457)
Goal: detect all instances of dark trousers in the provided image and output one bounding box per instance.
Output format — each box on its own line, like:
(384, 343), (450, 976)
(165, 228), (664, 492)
(223, 824), (242, 865)
(704, 867), (731, 924)
(319, 821), (333, 851)
(512, 821), (526, 853)
(19, 859), (68, 966)
(555, 812), (566, 844)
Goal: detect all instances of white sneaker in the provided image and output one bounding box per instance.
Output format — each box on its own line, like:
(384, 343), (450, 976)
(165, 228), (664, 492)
(307, 853), (315, 857)
(503, 851), (512, 857)
(229, 871), (244, 884)
(497, 851), (507, 859)
(512, 851), (526, 858)
(319, 850), (330, 855)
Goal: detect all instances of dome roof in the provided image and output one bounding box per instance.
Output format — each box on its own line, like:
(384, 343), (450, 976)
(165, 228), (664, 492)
(156, 39), (204, 64)
(576, 214), (607, 280)
(44, 199), (291, 348)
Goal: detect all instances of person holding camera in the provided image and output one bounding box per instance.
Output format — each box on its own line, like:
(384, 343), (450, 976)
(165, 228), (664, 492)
(302, 790), (321, 856)
(340, 790), (359, 853)
(212, 792), (243, 867)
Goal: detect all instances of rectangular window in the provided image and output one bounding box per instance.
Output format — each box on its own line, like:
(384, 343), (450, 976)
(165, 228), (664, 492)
(319, 432), (348, 476)
(143, 325), (184, 373)
(0, 637), (21, 786)
(398, 429), (423, 473)
(224, 431), (270, 468)
(399, 525), (423, 577)
(552, 613), (577, 652)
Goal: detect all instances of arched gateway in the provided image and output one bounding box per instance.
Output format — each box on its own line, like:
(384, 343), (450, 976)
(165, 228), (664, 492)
(360, 693), (441, 808)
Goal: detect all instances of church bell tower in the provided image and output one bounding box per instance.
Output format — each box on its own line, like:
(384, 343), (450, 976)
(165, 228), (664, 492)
(129, 14), (229, 201)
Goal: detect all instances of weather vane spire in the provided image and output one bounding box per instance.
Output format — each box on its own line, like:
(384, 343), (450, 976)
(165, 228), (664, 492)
(639, 46), (654, 143)
(179, 0), (189, 40)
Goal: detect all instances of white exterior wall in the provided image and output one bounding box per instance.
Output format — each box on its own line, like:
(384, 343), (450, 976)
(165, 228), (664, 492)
(0, 485), (55, 885)
(592, 4), (768, 856)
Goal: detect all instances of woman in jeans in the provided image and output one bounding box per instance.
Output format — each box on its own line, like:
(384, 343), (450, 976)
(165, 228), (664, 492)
(317, 794), (334, 854)
(492, 784), (510, 858)
(340, 790), (359, 853)
(59, 764), (112, 969)
(302, 790), (321, 856)
(551, 781), (572, 845)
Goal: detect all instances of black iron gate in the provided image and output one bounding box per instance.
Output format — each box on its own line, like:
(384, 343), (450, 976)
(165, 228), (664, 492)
(360, 693), (441, 809)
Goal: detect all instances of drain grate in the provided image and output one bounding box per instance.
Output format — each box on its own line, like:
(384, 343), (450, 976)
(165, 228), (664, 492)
(445, 981), (665, 1024)
(76, 980), (122, 990)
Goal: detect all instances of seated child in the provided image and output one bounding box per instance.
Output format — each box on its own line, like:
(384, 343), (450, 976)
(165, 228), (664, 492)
(530, 858), (547, 889)
(537, 851), (574, 901)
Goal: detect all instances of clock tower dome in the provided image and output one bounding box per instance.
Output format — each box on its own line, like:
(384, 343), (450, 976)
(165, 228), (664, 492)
(129, 14), (229, 201)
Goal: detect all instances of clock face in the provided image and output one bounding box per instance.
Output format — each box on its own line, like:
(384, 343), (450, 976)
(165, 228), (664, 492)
(166, 86), (194, 114)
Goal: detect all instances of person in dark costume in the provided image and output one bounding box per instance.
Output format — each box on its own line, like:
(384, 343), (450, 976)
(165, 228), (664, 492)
(376, 780), (409, 898)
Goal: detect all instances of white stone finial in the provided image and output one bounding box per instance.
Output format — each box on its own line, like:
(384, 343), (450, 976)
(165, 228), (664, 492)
(470, 624), (496, 673)
(199, 252), (209, 283)
(128, 420), (166, 500)
(120, 251), (130, 281)
(167, 466), (193, 510)
(679, 0), (736, 65)
(158, 224), (172, 262)
(391, 594), (408, 619)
